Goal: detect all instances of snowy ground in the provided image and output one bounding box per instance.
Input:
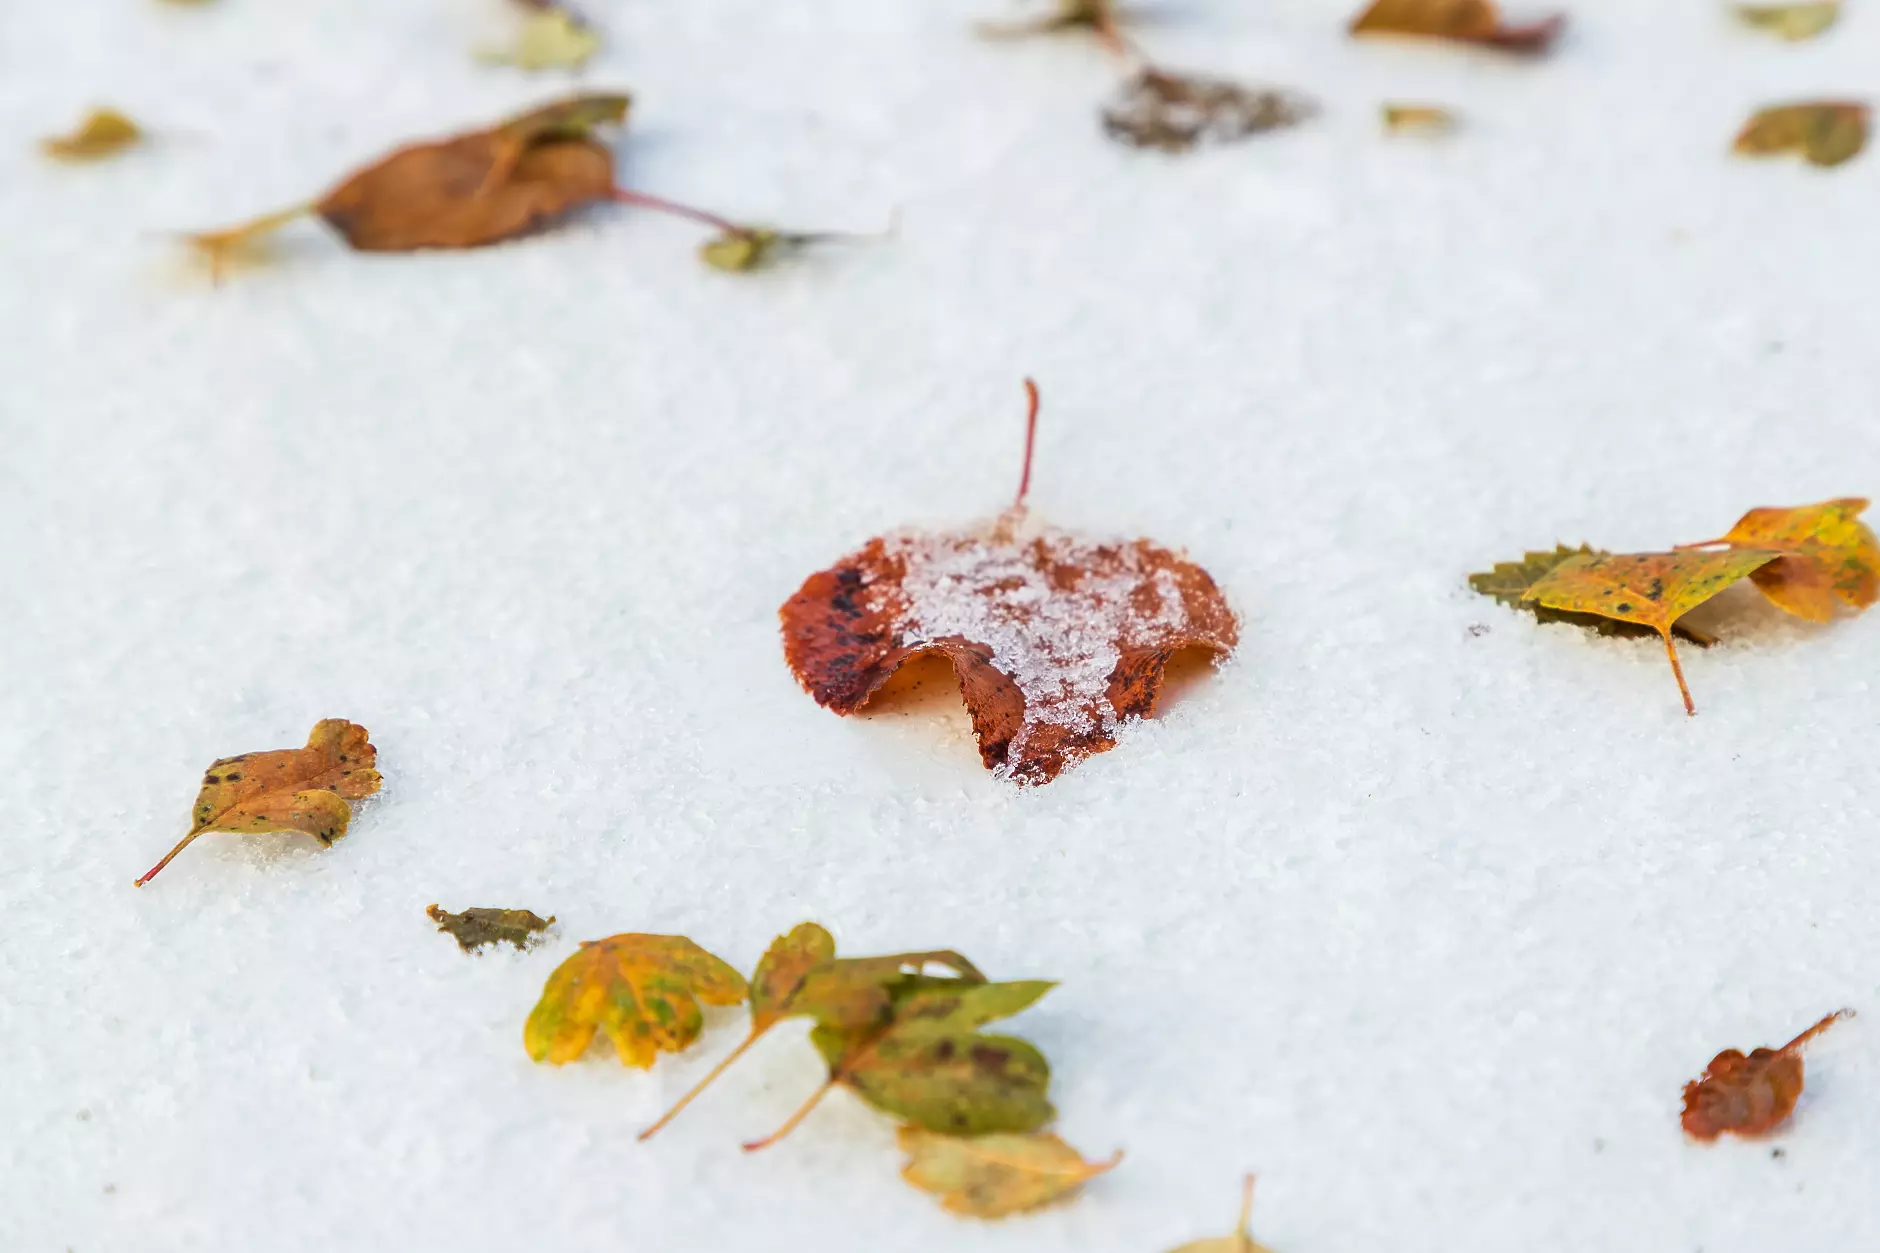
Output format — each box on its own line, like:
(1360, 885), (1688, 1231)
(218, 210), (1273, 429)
(4, 1), (1878, 1250)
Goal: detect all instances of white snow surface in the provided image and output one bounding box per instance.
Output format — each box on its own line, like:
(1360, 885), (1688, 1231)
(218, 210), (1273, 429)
(3, 2), (1879, 1251)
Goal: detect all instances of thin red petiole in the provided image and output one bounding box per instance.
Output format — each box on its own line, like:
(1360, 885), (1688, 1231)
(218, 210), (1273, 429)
(1660, 630), (1696, 717)
(1782, 1008), (1855, 1054)
(610, 188), (744, 236)
(135, 829), (204, 887)
(1236, 1174), (1256, 1239)
(638, 1033), (757, 1141)
(1015, 377), (1040, 510)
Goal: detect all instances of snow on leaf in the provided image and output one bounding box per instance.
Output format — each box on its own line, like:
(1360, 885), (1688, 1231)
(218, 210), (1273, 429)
(639, 923), (984, 1140)
(134, 719), (381, 887)
(780, 380), (1238, 784)
(1166, 1174), (1278, 1253)
(896, 1127), (1122, 1218)
(1470, 545), (1719, 646)
(427, 904), (556, 953)
(1102, 69), (1315, 153)
(1682, 1010), (1855, 1140)
(524, 933), (747, 1069)
(1521, 549), (1780, 715)
(40, 108), (143, 161)
(1735, 2), (1839, 41)
(746, 978), (1057, 1150)
(1348, 0), (1566, 53)
(1684, 498), (1880, 623)
(1733, 101), (1870, 168)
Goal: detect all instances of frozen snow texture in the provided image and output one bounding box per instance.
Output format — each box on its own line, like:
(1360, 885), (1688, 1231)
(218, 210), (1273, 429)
(4, 1), (1880, 1252)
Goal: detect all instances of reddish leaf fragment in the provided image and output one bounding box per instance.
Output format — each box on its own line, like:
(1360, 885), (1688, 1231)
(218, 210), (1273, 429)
(780, 381), (1237, 784)
(1681, 1009), (1854, 1140)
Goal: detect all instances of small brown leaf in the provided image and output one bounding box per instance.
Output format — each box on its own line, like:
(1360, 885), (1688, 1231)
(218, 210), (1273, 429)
(427, 904), (556, 953)
(897, 1127), (1122, 1217)
(41, 108), (143, 162)
(779, 381), (1238, 784)
(1102, 69), (1315, 153)
(1734, 101), (1869, 168)
(136, 719), (382, 886)
(1349, 0), (1566, 53)
(1682, 1010), (1854, 1140)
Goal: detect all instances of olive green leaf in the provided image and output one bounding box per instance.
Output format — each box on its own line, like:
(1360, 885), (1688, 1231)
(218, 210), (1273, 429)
(427, 904), (555, 953)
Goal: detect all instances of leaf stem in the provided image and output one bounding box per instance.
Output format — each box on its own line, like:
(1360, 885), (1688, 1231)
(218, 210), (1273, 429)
(741, 1077), (836, 1152)
(1015, 377), (1040, 510)
(609, 187), (744, 236)
(134, 829), (204, 886)
(1782, 1008), (1854, 1054)
(638, 1030), (760, 1141)
(1236, 1173), (1256, 1243)
(1659, 629), (1696, 716)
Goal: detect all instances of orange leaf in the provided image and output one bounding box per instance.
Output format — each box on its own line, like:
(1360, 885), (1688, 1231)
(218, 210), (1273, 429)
(1687, 498), (1879, 623)
(779, 381), (1238, 784)
(1520, 548), (1780, 715)
(135, 719), (381, 886)
(1682, 1010), (1854, 1140)
(1348, 0), (1566, 52)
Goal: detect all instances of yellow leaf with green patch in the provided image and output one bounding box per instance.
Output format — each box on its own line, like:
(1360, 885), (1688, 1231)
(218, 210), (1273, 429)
(897, 1127), (1121, 1217)
(1521, 548), (1779, 715)
(1734, 101), (1869, 168)
(1470, 544), (1718, 645)
(1736, 2), (1839, 41)
(525, 934), (746, 1068)
(135, 719), (380, 886)
(1686, 498), (1879, 623)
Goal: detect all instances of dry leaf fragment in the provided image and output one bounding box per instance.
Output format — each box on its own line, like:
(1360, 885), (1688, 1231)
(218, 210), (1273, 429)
(780, 381), (1238, 784)
(1382, 103), (1457, 132)
(1733, 101), (1869, 167)
(1349, 0), (1566, 52)
(978, 0), (1133, 55)
(897, 1127), (1122, 1218)
(1470, 545), (1719, 646)
(1682, 1009), (1854, 1139)
(1102, 69), (1316, 152)
(41, 108), (144, 161)
(135, 719), (381, 886)
(639, 922), (985, 1139)
(1167, 1175), (1277, 1253)
(747, 978), (1057, 1150)
(1682, 498), (1879, 622)
(1521, 548), (1780, 715)
(699, 222), (889, 272)
(524, 933), (747, 1068)
(1736, 2), (1839, 41)
(427, 904), (556, 953)
(478, 7), (601, 71)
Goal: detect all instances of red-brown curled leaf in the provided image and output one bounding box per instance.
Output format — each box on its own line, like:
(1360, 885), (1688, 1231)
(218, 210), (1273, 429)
(781, 509), (1236, 784)
(1681, 1009), (1854, 1140)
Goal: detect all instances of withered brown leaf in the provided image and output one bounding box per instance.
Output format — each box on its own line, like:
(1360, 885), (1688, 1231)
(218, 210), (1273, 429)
(427, 904), (556, 953)
(1349, 0), (1566, 53)
(1102, 69), (1316, 153)
(1733, 101), (1870, 168)
(779, 381), (1238, 784)
(1682, 1010), (1854, 1140)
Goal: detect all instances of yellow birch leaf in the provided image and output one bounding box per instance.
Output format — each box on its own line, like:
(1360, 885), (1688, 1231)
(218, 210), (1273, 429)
(1688, 497), (1879, 622)
(1736, 2), (1839, 41)
(1734, 101), (1869, 167)
(1521, 548), (1780, 715)
(1382, 103), (1458, 132)
(897, 1127), (1122, 1218)
(524, 933), (747, 1068)
(41, 108), (143, 161)
(135, 719), (381, 886)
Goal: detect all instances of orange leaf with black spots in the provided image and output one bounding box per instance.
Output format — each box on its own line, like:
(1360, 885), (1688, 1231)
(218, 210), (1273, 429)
(780, 380), (1238, 784)
(1682, 1009), (1854, 1140)
(135, 719), (381, 886)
